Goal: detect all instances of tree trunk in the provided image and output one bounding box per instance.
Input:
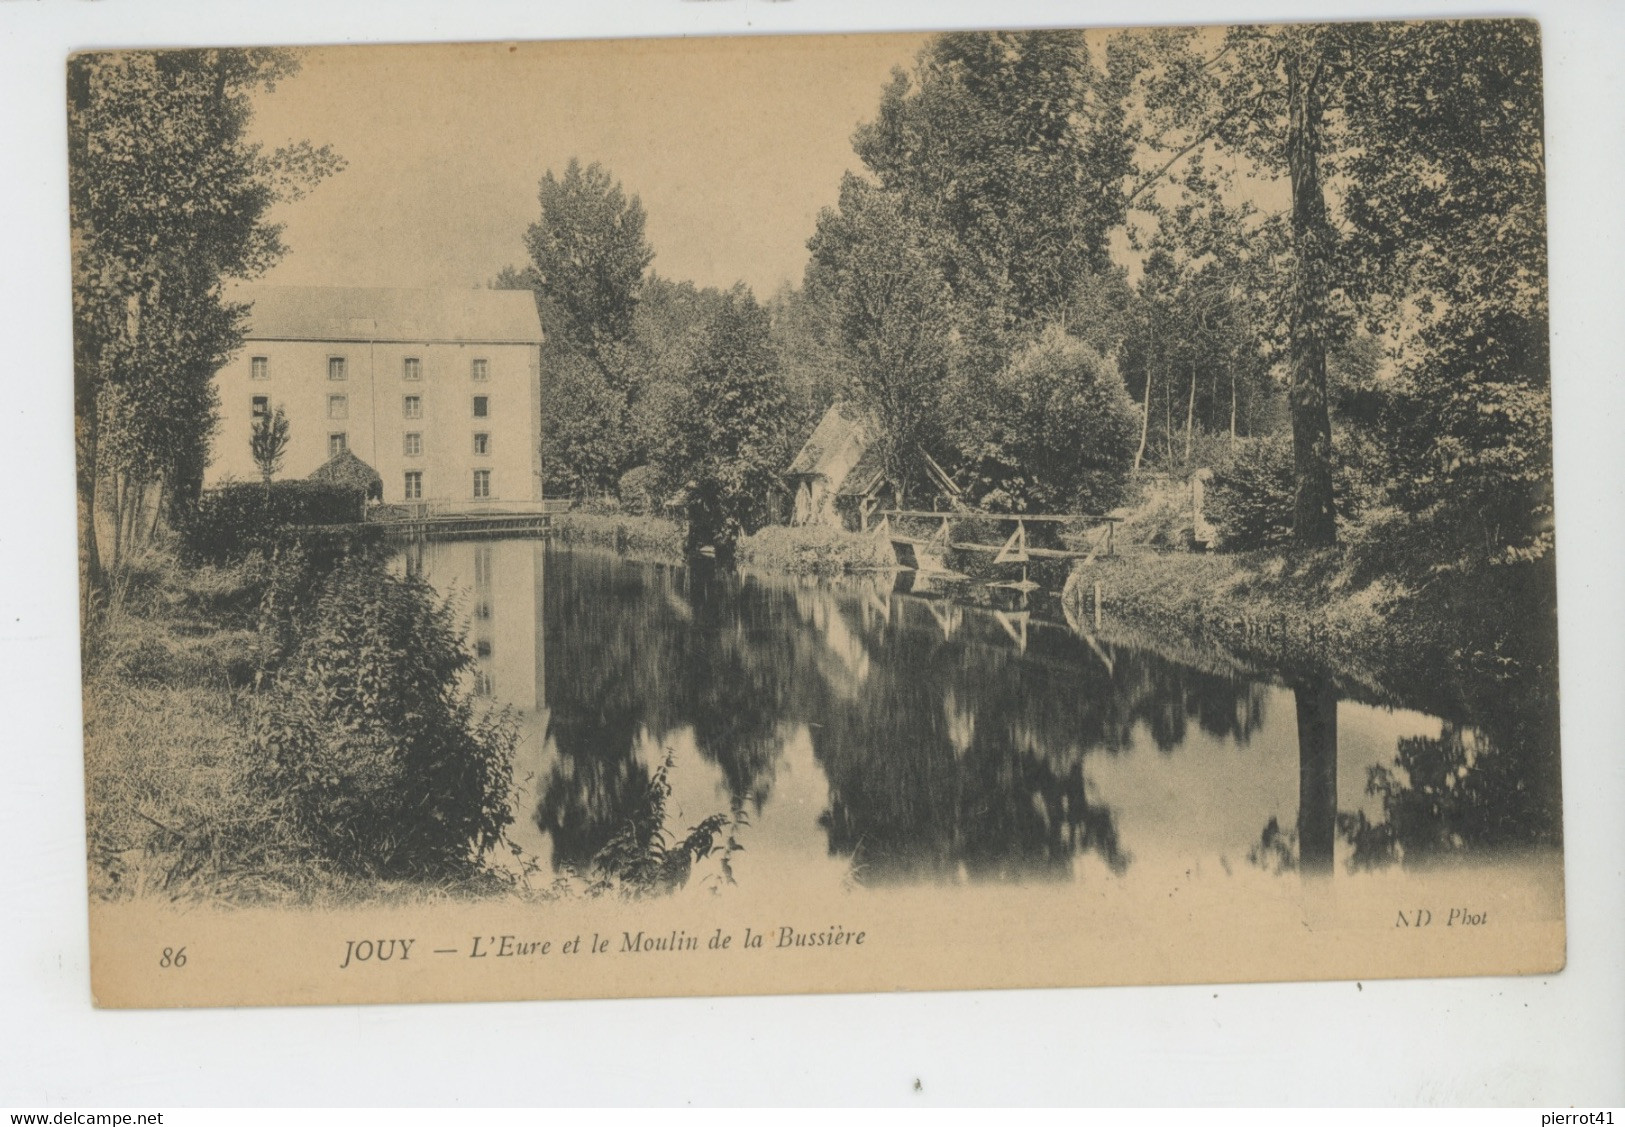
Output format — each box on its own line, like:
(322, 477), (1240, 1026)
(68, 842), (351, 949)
(108, 471), (125, 575)
(1133, 320), (1154, 474)
(1184, 359), (1198, 467)
(1284, 40), (1339, 547)
(150, 482), (166, 543)
(76, 408), (102, 618)
(1229, 358), (1238, 453)
(1162, 363), (1174, 465)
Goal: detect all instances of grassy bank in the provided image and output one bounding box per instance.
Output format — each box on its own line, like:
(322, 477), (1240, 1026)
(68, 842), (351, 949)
(737, 523), (894, 576)
(1074, 539), (1558, 721)
(83, 540), (744, 906)
(83, 549), (520, 905)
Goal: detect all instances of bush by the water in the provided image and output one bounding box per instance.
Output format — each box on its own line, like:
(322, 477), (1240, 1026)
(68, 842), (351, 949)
(952, 325), (1141, 515)
(737, 523), (893, 575)
(249, 557), (518, 880)
(181, 480), (365, 564)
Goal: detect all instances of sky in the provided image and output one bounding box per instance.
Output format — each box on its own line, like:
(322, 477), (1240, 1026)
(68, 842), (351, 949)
(249, 34), (934, 297)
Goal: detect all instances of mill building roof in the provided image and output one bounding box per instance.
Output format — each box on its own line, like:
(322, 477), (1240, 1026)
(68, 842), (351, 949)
(229, 285), (544, 345)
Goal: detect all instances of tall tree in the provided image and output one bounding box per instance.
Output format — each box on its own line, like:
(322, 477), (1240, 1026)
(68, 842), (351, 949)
(1123, 25), (1357, 543)
(804, 175), (954, 506)
(654, 288), (792, 557)
(69, 48), (342, 590)
(1338, 21), (1550, 567)
(852, 30), (1143, 361)
(1279, 29), (1340, 546)
(1136, 20), (1550, 553)
(523, 159), (654, 372)
(521, 159), (655, 494)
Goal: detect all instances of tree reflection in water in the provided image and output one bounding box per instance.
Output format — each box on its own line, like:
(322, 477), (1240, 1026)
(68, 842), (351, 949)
(534, 547), (1281, 886)
(531, 546), (1558, 888)
(1338, 710), (1562, 868)
(1295, 677), (1339, 873)
(1248, 666), (1562, 873)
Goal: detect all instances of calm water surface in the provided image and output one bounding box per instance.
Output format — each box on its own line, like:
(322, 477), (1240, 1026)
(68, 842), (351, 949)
(401, 538), (1562, 891)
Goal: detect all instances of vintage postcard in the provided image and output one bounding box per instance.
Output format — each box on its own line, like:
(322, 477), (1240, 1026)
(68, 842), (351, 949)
(73, 22), (1563, 1009)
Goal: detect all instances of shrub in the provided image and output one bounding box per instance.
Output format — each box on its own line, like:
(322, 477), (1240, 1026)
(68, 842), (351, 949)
(952, 326), (1141, 514)
(180, 480), (365, 565)
(737, 523), (893, 575)
(249, 557), (517, 879)
(617, 465), (660, 514)
(1206, 435), (1298, 550)
(584, 752), (738, 896)
(1115, 473), (1196, 549)
(1205, 434), (1369, 551)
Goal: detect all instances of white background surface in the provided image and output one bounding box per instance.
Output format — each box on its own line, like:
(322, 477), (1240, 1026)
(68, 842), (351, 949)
(2, 0), (1621, 1107)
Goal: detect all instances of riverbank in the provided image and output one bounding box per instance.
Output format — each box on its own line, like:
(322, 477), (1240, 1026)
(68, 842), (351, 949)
(82, 550), (519, 905)
(82, 542), (741, 906)
(1074, 541), (1559, 724)
(551, 511), (894, 577)
(549, 511), (684, 562)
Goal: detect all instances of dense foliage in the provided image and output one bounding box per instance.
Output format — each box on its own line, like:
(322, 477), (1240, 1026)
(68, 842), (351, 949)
(803, 175), (953, 505)
(652, 289), (794, 556)
(953, 327), (1140, 514)
(251, 557), (516, 879)
(1204, 435), (1298, 551)
(505, 22), (1548, 588)
(69, 49), (342, 588)
(180, 481), (365, 565)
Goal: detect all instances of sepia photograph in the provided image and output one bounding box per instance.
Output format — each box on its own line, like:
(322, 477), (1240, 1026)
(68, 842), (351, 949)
(66, 19), (1572, 1013)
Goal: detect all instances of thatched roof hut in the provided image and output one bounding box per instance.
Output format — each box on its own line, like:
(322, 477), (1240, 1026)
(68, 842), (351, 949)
(308, 449), (384, 501)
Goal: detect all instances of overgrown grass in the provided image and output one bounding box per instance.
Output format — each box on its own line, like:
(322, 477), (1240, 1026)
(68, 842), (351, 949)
(737, 523), (895, 576)
(83, 547), (526, 905)
(82, 541), (748, 906)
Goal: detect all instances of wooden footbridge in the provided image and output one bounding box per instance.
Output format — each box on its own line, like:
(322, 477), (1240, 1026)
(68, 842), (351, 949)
(870, 508), (1121, 594)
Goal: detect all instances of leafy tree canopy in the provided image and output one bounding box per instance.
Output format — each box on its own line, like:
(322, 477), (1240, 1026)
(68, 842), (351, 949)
(69, 48), (343, 583)
(523, 158), (655, 365)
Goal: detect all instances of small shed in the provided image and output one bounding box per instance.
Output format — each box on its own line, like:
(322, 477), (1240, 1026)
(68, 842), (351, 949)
(786, 403), (875, 527)
(787, 402), (967, 530)
(308, 449), (384, 502)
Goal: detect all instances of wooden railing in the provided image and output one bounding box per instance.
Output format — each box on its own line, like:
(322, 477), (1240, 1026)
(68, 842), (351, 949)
(872, 508), (1121, 557)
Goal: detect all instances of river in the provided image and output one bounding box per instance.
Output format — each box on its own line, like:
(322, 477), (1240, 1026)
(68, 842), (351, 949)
(399, 537), (1563, 895)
